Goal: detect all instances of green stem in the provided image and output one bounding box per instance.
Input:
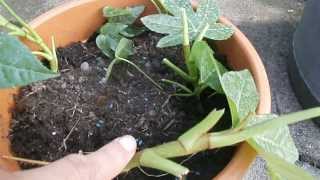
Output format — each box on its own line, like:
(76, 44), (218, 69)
(161, 79), (192, 94)
(210, 107), (320, 148)
(181, 8), (190, 63)
(162, 58), (195, 83)
(118, 57), (163, 90)
(140, 149), (189, 177)
(178, 109), (224, 151)
(195, 23), (209, 42)
(105, 59), (118, 83)
(0, 0), (58, 72)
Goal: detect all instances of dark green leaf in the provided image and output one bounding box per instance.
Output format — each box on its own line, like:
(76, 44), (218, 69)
(115, 38), (134, 59)
(221, 70), (259, 126)
(105, 6), (145, 25)
(0, 33), (58, 88)
(103, 6), (131, 17)
(96, 35), (113, 58)
(120, 26), (146, 38)
(99, 23), (128, 36)
(247, 114), (299, 163)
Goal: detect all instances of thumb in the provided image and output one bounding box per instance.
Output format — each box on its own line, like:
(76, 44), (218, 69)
(15, 135), (136, 180)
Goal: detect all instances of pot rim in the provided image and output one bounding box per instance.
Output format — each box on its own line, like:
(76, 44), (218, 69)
(0, 0), (271, 179)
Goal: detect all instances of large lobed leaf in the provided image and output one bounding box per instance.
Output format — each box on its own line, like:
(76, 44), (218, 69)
(247, 114), (299, 163)
(141, 0), (233, 47)
(263, 152), (313, 180)
(0, 33), (58, 88)
(221, 70), (259, 126)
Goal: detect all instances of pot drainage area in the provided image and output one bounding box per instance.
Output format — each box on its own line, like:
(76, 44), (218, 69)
(1, 0), (320, 179)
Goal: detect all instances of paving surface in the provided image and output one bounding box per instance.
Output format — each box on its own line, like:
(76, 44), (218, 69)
(1, 0), (320, 179)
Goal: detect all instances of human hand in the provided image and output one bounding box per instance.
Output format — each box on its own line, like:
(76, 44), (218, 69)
(1, 135), (137, 180)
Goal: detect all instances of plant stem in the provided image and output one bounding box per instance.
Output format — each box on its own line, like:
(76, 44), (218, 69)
(181, 8), (190, 62)
(161, 79), (193, 94)
(118, 57), (163, 90)
(162, 58), (195, 83)
(0, 0), (58, 72)
(195, 23), (209, 42)
(105, 59), (118, 83)
(1, 155), (49, 165)
(210, 107), (320, 148)
(178, 109), (224, 151)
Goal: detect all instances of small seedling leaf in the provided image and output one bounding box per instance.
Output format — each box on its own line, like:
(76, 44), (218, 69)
(206, 23), (233, 40)
(96, 34), (113, 58)
(221, 70), (259, 126)
(162, 0), (194, 16)
(247, 114), (299, 163)
(120, 26), (146, 38)
(115, 38), (134, 59)
(104, 5), (145, 25)
(0, 33), (58, 88)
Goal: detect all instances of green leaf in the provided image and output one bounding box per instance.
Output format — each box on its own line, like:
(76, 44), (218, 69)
(103, 6), (131, 17)
(0, 33), (58, 88)
(221, 70), (259, 126)
(196, 0), (219, 22)
(96, 34), (113, 58)
(115, 38), (134, 59)
(142, 0), (234, 47)
(162, 0), (194, 16)
(104, 6), (145, 25)
(247, 114), (299, 163)
(120, 26), (146, 38)
(141, 14), (181, 34)
(157, 33), (183, 48)
(206, 23), (233, 40)
(100, 23), (128, 36)
(190, 41), (227, 93)
(262, 152), (314, 180)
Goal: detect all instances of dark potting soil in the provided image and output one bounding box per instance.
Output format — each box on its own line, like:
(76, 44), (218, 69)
(10, 32), (235, 180)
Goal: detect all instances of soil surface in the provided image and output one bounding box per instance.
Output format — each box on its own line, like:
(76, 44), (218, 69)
(10, 32), (234, 180)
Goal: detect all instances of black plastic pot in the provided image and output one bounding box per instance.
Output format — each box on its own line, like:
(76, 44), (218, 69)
(290, 0), (320, 125)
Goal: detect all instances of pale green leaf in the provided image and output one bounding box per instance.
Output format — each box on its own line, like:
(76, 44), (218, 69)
(157, 33), (183, 48)
(115, 38), (134, 59)
(206, 23), (233, 40)
(247, 114), (299, 163)
(262, 152), (314, 180)
(162, 0), (194, 16)
(0, 33), (58, 88)
(221, 70), (259, 126)
(141, 14), (181, 34)
(142, 0), (234, 47)
(196, 0), (219, 22)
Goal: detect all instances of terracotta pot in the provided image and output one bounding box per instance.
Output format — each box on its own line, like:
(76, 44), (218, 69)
(0, 0), (271, 179)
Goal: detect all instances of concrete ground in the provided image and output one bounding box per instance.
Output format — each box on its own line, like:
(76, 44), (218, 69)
(1, 0), (320, 179)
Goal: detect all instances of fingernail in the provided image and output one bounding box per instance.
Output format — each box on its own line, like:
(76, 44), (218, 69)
(118, 135), (137, 152)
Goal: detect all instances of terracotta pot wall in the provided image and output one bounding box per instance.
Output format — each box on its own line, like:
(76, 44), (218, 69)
(0, 0), (271, 179)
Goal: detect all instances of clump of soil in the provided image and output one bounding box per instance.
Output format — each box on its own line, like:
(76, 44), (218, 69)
(10, 32), (234, 180)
